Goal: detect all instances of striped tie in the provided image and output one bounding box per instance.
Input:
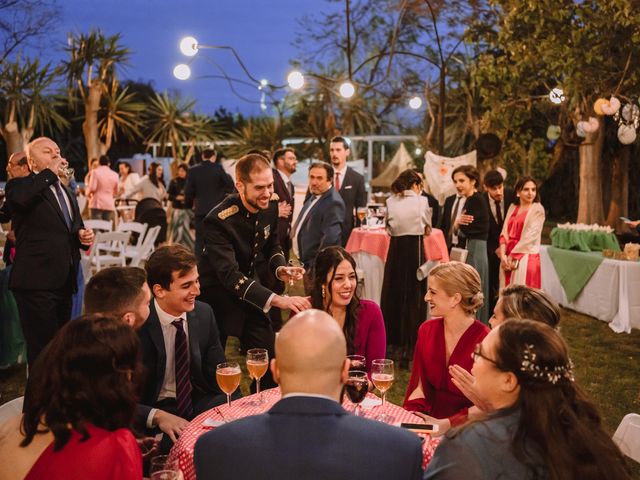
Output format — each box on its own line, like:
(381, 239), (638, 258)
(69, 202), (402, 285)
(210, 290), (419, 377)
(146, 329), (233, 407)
(172, 319), (193, 419)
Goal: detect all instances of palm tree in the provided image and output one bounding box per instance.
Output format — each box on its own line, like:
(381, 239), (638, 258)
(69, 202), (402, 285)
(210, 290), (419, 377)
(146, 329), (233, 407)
(0, 56), (69, 154)
(97, 77), (145, 155)
(64, 29), (131, 165)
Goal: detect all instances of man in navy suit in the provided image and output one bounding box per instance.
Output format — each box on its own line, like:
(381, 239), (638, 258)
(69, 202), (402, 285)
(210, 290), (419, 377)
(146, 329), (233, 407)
(184, 148), (235, 259)
(6, 137), (94, 366)
(330, 136), (367, 245)
(293, 161), (345, 270)
(137, 245), (234, 441)
(194, 309), (424, 480)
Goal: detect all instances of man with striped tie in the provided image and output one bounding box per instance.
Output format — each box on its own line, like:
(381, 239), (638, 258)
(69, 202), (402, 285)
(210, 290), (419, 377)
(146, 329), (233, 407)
(138, 245), (235, 450)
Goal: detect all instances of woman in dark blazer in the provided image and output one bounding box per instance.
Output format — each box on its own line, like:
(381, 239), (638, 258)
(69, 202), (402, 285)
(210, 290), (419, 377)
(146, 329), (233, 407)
(451, 165), (490, 324)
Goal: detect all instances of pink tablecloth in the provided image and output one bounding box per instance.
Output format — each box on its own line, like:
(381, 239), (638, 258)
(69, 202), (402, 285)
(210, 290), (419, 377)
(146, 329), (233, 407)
(169, 387), (439, 480)
(345, 227), (449, 263)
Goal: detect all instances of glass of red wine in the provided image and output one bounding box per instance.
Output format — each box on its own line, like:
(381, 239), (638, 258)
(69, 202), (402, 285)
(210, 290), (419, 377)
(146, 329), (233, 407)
(347, 354), (366, 372)
(344, 370), (368, 416)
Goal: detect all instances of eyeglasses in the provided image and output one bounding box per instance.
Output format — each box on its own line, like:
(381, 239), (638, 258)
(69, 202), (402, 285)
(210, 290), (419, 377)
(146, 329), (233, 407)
(471, 344), (498, 366)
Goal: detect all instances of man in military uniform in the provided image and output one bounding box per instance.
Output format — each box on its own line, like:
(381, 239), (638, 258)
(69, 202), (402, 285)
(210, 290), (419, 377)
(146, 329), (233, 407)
(198, 153), (310, 389)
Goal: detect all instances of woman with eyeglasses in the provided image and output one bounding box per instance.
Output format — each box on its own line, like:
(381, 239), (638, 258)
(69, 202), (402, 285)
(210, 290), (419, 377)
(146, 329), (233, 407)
(0, 314), (143, 479)
(424, 320), (632, 480)
(403, 262), (489, 434)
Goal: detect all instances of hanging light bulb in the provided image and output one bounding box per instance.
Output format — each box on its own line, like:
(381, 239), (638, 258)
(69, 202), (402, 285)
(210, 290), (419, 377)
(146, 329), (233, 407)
(339, 81), (356, 99)
(179, 36), (199, 56)
(173, 64), (191, 80)
(409, 96), (423, 109)
(287, 71), (305, 90)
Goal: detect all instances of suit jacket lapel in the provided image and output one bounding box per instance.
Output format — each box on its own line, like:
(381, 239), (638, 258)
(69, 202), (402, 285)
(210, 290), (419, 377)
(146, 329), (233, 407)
(147, 303), (167, 394)
(42, 184), (70, 230)
(300, 190), (329, 230)
(186, 309), (201, 370)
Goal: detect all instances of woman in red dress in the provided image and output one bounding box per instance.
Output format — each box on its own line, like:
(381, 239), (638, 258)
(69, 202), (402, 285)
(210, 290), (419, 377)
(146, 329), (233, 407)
(0, 315), (143, 480)
(499, 176), (545, 289)
(403, 261), (489, 435)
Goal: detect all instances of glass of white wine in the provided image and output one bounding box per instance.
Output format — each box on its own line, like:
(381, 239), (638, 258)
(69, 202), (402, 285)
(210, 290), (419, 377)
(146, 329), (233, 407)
(246, 348), (269, 405)
(371, 358), (395, 423)
(356, 207), (367, 230)
(216, 361), (242, 419)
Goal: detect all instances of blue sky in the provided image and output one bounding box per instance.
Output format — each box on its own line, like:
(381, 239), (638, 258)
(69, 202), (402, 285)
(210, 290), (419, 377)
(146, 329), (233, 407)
(36, 0), (334, 115)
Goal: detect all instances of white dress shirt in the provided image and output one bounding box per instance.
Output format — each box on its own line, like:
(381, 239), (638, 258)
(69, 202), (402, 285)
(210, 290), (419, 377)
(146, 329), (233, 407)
(155, 299), (190, 401)
(450, 195), (467, 245)
(49, 184), (74, 222)
(334, 164), (347, 190)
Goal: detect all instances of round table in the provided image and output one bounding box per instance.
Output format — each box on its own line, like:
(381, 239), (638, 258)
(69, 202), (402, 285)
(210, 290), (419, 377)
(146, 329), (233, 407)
(168, 387), (439, 480)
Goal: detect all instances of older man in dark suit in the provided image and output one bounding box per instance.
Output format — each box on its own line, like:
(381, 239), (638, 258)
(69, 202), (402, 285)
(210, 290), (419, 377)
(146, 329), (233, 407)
(194, 309), (424, 480)
(6, 137), (94, 366)
(482, 169), (514, 313)
(329, 136), (367, 245)
(184, 148), (235, 259)
(293, 162), (345, 271)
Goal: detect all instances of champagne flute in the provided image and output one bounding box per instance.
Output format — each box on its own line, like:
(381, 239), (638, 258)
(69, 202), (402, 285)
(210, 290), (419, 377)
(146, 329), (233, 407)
(344, 370), (368, 417)
(371, 359), (395, 423)
(356, 207), (367, 229)
(246, 348), (269, 405)
(346, 354), (366, 372)
(216, 361), (242, 419)
(287, 258), (303, 287)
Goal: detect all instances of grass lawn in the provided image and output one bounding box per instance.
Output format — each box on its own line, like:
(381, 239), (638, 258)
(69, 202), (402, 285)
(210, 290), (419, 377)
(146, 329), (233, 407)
(1, 308), (639, 474)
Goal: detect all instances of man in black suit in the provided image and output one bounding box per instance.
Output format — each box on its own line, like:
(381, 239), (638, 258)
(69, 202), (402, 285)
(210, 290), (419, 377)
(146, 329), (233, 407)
(293, 162), (345, 270)
(184, 148), (235, 259)
(6, 137), (94, 366)
(483, 169), (514, 313)
(198, 154), (311, 390)
(138, 245), (234, 435)
(329, 136), (367, 245)
(194, 309), (424, 480)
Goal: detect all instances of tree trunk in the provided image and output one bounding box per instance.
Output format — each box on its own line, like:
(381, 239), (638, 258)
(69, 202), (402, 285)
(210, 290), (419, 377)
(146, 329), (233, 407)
(82, 80), (103, 166)
(577, 118), (605, 224)
(605, 145), (630, 230)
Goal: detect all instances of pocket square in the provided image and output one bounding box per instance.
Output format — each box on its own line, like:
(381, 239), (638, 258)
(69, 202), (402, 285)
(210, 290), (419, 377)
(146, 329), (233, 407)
(344, 185), (353, 189)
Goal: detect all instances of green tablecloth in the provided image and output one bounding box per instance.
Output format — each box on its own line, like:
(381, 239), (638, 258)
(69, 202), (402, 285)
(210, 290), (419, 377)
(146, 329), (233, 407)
(550, 228), (620, 252)
(546, 247), (604, 301)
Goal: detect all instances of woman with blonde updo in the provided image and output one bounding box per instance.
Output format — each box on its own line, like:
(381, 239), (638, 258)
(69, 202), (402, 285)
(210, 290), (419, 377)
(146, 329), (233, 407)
(403, 262), (490, 434)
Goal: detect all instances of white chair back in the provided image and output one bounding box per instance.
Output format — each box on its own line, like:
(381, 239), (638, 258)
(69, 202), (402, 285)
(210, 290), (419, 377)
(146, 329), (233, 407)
(613, 413), (640, 463)
(84, 219), (113, 233)
(0, 396), (24, 426)
(117, 221), (148, 250)
(84, 231), (130, 281)
(128, 226), (160, 267)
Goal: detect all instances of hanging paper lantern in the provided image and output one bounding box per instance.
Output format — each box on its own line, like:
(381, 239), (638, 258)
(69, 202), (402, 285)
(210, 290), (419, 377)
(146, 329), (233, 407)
(593, 98), (608, 116)
(546, 125), (561, 140)
(601, 96), (621, 115)
(576, 123), (586, 138)
(622, 103), (640, 122)
(617, 124), (637, 145)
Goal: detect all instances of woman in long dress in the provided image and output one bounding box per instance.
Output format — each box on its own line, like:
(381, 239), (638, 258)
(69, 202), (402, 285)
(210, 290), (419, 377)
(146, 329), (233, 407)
(451, 165), (490, 324)
(499, 176), (545, 289)
(167, 163), (195, 249)
(380, 169), (432, 365)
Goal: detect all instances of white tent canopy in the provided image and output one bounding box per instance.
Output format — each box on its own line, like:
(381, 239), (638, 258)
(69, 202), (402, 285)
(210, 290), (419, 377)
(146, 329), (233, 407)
(370, 143), (416, 188)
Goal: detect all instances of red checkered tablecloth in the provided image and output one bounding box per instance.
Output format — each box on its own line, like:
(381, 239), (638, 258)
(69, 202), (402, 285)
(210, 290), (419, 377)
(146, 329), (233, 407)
(168, 387), (440, 480)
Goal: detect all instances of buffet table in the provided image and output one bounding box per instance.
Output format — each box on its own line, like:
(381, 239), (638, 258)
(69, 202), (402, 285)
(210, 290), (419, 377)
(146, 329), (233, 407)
(168, 387), (439, 480)
(540, 245), (640, 333)
(345, 228), (449, 304)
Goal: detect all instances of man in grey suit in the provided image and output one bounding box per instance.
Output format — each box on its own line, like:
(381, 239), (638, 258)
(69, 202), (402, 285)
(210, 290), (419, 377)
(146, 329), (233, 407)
(194, 309), (424, 480)
(293, 161), (345, 270)
(330, 136), (367, 245)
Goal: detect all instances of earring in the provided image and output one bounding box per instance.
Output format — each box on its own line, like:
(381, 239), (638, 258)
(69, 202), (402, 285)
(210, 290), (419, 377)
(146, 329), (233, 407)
(322, 286), (326, 298)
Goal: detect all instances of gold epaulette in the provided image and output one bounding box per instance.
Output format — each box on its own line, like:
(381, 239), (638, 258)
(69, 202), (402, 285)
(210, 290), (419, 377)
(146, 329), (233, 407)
(270, 192), (280, 201)
(218, 205), (239, 220)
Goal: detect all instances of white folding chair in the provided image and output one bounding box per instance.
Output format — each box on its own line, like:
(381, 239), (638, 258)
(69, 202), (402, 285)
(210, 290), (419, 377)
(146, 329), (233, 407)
(84, 231), (130, 281)
(117, 221), (147, 254)
(0, 396), (24, 426)
(127, 225), (160, 267)
(84, 219), (113, 233)
(613, 413), (640, 463)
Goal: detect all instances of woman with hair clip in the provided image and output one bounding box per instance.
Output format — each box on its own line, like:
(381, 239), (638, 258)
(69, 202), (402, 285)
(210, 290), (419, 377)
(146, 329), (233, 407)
(0, 314), (143, 479)
(425, 320), (632, 480)
(309, 246), (386, 374)
(380, 169), (432, 366)
(404, 262), (489, 434)
(499, 175), (545, 289)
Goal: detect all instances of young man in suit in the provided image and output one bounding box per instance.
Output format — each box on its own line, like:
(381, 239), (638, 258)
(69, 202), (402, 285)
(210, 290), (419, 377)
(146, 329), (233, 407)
(184, 148), (235, 259)
(293, 161), (345, 271)
(194, 309), (424, 480)
(138, 245), (233, 442)
(329, 136), (367, 245)
(6, 137), (94, 366)
(483, 169), (514, 313)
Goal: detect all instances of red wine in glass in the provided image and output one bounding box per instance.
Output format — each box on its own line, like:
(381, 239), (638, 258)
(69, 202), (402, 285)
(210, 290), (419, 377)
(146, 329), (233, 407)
(345, 370), (368, 416)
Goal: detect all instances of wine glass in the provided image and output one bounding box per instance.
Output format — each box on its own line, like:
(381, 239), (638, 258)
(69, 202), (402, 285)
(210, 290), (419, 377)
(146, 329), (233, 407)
(346, 354), (366, 372)
(246, 348), (269, 405)
(287, 258), (304, 287)
(344, 370), (368, 417)
(356, 207), (367, 229)
(151, 471), (178, 480)
(371, 359), (395, 423)
(149, 455), (179, 477)
(216, 361), (242, 419)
